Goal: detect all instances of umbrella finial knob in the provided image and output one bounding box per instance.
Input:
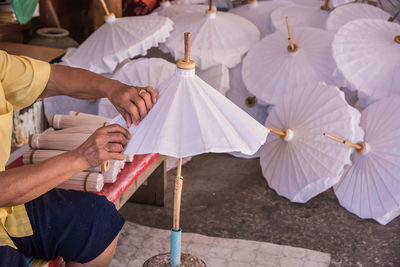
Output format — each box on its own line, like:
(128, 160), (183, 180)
(248, 0), (258, 7)
(320, 0), (330, 11)
(285, 17), (298, 53)
(245, 96), (257, 107)
(395, 36), (400, 45)
(176, 32), (196, 70)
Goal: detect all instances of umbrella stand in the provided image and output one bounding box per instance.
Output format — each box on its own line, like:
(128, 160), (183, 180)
(388, 8), (400, 22)
(323, 133), (369, 154)
(267, 127), (294, 141)
(143, 32), (207, 267)
(320, 0), (331, 11)
(285, 17), (298, 52)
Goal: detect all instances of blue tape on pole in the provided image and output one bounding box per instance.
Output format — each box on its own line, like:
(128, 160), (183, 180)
(170, 228), (182, 266)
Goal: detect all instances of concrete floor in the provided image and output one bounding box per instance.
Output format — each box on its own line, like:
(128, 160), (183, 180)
(120, 153), (400, 266)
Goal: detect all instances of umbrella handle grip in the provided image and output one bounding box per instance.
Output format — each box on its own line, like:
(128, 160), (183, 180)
(170, 229), (182, 266)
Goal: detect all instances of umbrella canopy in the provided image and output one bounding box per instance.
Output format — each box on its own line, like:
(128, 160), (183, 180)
(197, 64), (230, 95)
(154, 2), (208, 20)
(242, 23), (340, 104)
(270, 5), (328, 32)
(111, 42), (268, 158)
(163, 4), (260, 70)
(227, 63), (271, 159)
(329, 96), (400, 225)
(230, 0), (291, 37)
(326, 3), (393, 32)
(332, 19), (400, 107)
(61, 13), (174, 74)
(260, 82), (363, 203)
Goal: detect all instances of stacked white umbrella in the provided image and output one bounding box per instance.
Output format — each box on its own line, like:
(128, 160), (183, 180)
(61, 0), (173, 74)
(227, 63), (270, 158)
(324, 96), (400, 225)
(270, 5), (329, 32)
(332, 19), (400, 108)
(230, 0), (291, 37)
(325, 3), (394, 32)
(163, 0), (260, 70)
(260, 82), (363, 203)
(242, 17), (341, 104)
(112, 33), (268, 266)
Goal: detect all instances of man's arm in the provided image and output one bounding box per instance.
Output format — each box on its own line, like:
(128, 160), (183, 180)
(40, 64), (158, 127)
(0, 124), (130, 207)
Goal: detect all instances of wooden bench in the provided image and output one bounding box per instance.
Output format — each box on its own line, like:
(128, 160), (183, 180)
(6, 153), (166, 266)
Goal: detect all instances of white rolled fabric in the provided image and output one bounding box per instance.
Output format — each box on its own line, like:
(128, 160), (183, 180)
(57, 172), (104, 192)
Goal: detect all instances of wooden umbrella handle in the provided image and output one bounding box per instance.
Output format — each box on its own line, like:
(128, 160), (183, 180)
(99, 0), (111, 16)
(173, 158), (184, 231)
(209, 0), (214, 12)
(267, 128), (286, 136)
(285, 17), (298, 52)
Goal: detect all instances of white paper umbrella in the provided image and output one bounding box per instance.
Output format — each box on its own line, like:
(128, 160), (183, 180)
(270, 5), (328, 32)
(260, 82), (363, 203)
(230, 0), (292, 37)
(326, 3), (392, 32)
(332, 19), (400, 107)
(61, 3), (173, 74)
(243, 21), (339, 104)
(227, 63), (270, 159)
(112, 33), (268, 266)
(163, 3), (260, 70)
(154, 1), (208, 20)
(325, 96), (400, 225)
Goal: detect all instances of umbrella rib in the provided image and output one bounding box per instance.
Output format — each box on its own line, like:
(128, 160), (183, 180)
(367, 159), (393, 215)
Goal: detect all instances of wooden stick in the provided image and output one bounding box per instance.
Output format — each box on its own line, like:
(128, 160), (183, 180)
(99, 0), (111, 16)
(46, 0), (61, 28)
(323, 133), (363, 151)
(389, 8), (400, 22)
(173, 158), (184, 231)
(320, 0), (330, 11)
(176, 32), (196, 69)
(209, 0), (214, 12)
(285, 17), (298, 52)
(184, 32), (191, 63)
(267, 128), (286, 136)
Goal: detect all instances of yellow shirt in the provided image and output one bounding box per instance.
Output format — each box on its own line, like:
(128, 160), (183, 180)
(0, 50), (51, 248)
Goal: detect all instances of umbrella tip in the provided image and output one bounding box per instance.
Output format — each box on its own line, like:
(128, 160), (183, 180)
(176, 32), (196, 70)
(395, 36), (400, 45)
(245, 96), (257, 107)
(320, 0), (330, 11)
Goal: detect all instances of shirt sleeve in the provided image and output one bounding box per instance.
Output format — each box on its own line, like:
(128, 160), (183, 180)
(0, 50), (51, 109)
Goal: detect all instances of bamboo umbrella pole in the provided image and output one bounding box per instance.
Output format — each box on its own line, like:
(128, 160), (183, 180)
(323, 133), (367, 153)
(285, 17), (298, 52)
(267, 128), (286, 136)
(320, 0), (330, 11)
(99, 0), (111, 16)
(173, 158), (184, 231)
(388, 8), (400, 22)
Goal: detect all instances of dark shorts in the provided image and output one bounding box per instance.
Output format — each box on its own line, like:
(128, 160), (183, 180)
(0, 189), (125, 267)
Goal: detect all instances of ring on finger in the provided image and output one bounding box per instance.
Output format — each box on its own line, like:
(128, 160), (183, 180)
(138, 89), (147, 96)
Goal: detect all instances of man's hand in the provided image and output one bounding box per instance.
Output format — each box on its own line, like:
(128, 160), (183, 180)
(73, 124), (131, 170)
(41, 65), (158, 128)
(108, 84), (158, 127)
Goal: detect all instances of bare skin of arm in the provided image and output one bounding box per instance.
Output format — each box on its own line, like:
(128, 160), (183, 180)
(0, 64), (157, 207)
